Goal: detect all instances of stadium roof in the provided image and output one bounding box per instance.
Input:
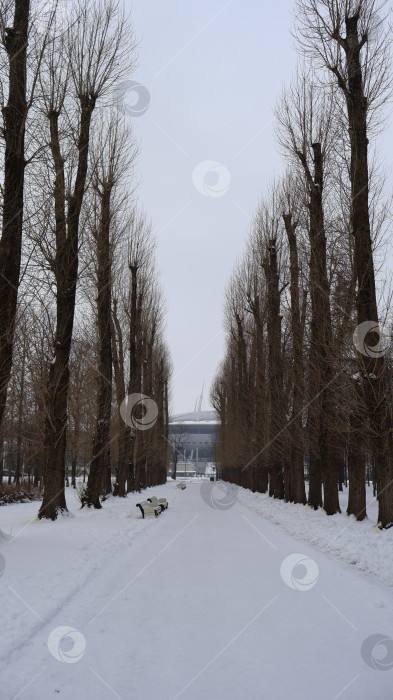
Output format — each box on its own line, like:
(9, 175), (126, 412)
(169, 410), (219, 424)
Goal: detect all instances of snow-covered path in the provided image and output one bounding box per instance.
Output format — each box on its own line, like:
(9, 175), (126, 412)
(0, 482), (392, 700)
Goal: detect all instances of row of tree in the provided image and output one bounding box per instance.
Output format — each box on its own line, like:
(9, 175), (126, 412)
(211, 0), (393, 528)
(0, 0), (171, 519)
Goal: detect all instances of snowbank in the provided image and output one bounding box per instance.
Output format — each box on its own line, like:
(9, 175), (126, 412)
(219, 482), (393, 585)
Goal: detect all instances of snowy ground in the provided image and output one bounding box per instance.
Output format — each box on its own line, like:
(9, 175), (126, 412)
(0, 481), (393, 699)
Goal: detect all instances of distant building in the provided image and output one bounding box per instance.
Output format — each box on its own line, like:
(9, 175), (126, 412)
(174, 463), (197, 478)
(168, 410), (219, 476)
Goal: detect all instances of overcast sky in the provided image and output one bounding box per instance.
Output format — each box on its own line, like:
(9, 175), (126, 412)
(123, 0), (392, 416)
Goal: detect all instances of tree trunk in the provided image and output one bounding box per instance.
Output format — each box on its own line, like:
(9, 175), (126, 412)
(85, 187), (113, 508)
(111, 300), (131, 497)
(39, 98), (96, 520)
(163, 378), (169, 482)
(342, 14), (393, 528)
(300, 142), (339, 514)
(14, 334), (26, 485)
(347, 380), (366, 520)
(0, 440), (3, 486)
(127, 264), (140, 491)
(263, 239), (284, 500)
(71, 453), (77, 488)
(283, 213), (306, 505)
(0, 0), (29, 430)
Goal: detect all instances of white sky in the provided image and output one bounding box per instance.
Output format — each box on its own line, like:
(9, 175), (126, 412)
(126, 0), (393, 415)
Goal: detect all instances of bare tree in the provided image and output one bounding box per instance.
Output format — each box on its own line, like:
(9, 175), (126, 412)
(0, 0), (29, 430)
(262, 230), (285, 500)
(276, 69), (340, 514)
(281, 176), (307, 504)
(168, 422), (188, 480)
(295, 0), (393, 526)
(83, 115), (136, 508)
(38, 0), (135, 519)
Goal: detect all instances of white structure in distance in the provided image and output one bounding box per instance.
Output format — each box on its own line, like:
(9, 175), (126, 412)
(168, 410), (218, 477)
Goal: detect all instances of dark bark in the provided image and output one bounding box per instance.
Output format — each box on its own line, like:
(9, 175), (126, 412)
(156, 358), (166, 484)
(14, 333), (27, 485)
(347, 381), (366, 520)
(126, 264), (140, 492)
(0, 439), (3, 485)
(234, 312), (249, 488)
(263, 239), (284, 500)
(323, 12), (393, 526)
(111, 300), (129, 497)
(0, 0), (29, 430)
(71, 454), (77, 488)
(297, 142), (339, 514)
(311, 144), (339, 515)
(84, 187), (113, 508)
(133, 292), (145, 491)
(283, 213), (306, 505)
(248, 292), (268, 493)
(341, 14), (393, 528)
(38, 95), (96, 520)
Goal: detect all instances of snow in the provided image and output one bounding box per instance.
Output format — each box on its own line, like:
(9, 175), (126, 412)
(233, 483), (393, 585)
(0, 527), (10, 543)
(0, 482), (393, 699)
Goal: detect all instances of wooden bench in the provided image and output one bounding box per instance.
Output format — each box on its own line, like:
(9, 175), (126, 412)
(136, 500), (161, 518)
(147, 496), (168, 511)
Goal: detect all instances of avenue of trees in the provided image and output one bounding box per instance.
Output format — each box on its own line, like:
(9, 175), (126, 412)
(0, 0), (171, 518)
(211, 0), (393, 528)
